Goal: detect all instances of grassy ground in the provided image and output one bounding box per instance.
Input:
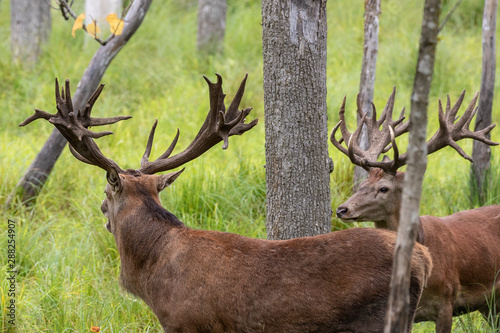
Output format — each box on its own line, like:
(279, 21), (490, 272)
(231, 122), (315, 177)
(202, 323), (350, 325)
(1, 0), (499, 331)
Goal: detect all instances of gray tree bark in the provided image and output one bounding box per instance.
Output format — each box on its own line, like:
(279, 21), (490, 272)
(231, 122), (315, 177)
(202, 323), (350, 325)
(262, 0), (332, 240)
(471, 0), (497, 203)
(354, 0), (381, 192)
(197, 0), (227, 55)
(384, 0), (441, 331)
(10, 0), (51, 68)
(8, 0), (153, 206)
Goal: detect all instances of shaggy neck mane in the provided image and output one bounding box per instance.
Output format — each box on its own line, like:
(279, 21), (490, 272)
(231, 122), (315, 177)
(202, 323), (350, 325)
(119, 188), (185, 272)
(140, 191), (185, 228)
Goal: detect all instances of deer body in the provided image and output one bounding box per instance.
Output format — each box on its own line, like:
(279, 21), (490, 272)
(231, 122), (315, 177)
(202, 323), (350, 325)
(336, 170), (500, 332)
(331, 89), (499, 333)
(23, 76), (433, 332)
(107, 171), (432, 333)
(418, 207), (500, 319)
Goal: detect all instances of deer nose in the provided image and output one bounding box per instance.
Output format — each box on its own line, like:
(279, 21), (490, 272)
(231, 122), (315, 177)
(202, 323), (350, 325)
(336, 207), (348, 218)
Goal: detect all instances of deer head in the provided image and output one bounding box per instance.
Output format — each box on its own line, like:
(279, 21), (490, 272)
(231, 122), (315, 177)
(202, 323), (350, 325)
(331, 89), (498, 230)
(20, 75), (258, 236)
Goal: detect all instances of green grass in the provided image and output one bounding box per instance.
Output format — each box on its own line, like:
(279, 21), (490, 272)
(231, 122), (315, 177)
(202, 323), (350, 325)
(1, 0), (499, 331)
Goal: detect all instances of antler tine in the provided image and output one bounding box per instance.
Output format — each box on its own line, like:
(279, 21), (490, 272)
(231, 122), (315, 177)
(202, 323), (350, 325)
(226, 73), (248, 121)
(140, 119), (181, 168)
(389, 126), (400, 166)
(139, 74), (258, 175)
(392, 107), (409, 136)
(361, 88), (408, 163)
(19, 108), (55, 127)
(330, 96), (355, 158)
(453, 91), (477, 131)
(141, 119), (159, 168)
(380, 107), (409, 155)
(358, 127), (394, 173)
(338, 96), (352, 144)
(426, 91), (498, 162)
(157, 129), (180, 160)
(361, 126), (406, 174)
(357, 93), (379, 130)
(68, 143), (97, 165)
(447, 90), (466, 123)
(378, 87), (396, 128)
(347, 132), (363, 168)
(64, 79), (74, 116)
(80, 83), (105, 120)
(20, 78), (130, 172)
(77, 82), (132, 127)
(330, 89), (410, 173)
(330, 120), (349, 156)
(346, 112), (372, 170)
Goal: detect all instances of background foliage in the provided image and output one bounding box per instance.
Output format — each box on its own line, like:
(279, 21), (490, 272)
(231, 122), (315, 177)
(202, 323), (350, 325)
(0, 0), (499, 331)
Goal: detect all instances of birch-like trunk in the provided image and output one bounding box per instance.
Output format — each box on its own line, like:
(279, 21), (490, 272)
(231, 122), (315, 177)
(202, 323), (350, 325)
(197, 0), (227, 55)
(10, 0), (51, 67)
(262, 0), (332, 240)
(384, 0), (442, 331)
(85, 0), (123, 34)
(354, 0), (381, 191)
(471, 0), (497, 203)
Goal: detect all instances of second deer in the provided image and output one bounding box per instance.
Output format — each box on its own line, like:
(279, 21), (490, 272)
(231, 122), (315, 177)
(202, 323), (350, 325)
(331, 90), (500, 333)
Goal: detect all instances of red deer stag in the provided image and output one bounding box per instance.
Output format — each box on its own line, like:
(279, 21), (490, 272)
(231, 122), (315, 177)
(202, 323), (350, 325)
(331, 89), (500, 333)
(21, 76), (432, 333)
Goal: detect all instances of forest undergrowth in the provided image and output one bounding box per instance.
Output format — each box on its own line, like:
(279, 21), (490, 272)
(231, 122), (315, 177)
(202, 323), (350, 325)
(0, 0), (499, 331)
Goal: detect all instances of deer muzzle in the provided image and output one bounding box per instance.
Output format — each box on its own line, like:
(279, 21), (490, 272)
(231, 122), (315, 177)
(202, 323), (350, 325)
(336, 206), (349, 219)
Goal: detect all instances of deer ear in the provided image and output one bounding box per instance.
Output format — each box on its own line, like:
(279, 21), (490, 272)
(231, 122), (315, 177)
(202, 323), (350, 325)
(157, 168), (185, 192)
(106, 167), (122, 192)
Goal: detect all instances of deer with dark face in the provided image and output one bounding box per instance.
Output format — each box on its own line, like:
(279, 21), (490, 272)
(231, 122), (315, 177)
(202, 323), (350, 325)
(21, 76), (432, 332)
(331, 90), (500, 333)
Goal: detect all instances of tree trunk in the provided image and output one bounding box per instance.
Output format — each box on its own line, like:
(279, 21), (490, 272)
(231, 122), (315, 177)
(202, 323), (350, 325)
(354, 0), (381, 192)
(471, 0), (497, 203)
(10, 0), (51, 68)
(7, 0), (153, 207)
(384, 0), (441, 331)
(262, 0), (332, 240)
(197, 0), (227, 55)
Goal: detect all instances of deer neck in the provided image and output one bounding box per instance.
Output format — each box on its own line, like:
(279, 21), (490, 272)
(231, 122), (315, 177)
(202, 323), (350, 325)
(114, 196), (184, 298)
(372, 205), (426, 244)
(373, 212), (400, 231)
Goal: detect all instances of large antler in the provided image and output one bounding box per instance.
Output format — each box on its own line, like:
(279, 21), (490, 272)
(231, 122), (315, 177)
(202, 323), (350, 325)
(20, 79), (131, 172)
(426, 91), (498, 160)
(138, 73), (258, 174)
(330, 89), (498, 174)
(21, 74), (258, 175)
(330, 88), (409, 172)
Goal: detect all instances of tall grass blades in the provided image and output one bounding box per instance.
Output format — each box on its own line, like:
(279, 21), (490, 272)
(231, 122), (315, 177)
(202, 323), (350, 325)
(1, 0), (499, 331)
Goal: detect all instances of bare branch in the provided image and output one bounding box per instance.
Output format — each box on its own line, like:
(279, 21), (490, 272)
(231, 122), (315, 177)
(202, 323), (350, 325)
(55, 0), (132, 46)
(438, 0), (465, 33)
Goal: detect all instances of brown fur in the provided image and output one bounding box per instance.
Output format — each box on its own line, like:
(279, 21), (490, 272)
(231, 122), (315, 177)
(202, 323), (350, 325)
(102, 170), (432, 332)
(337, 168), (500, 333)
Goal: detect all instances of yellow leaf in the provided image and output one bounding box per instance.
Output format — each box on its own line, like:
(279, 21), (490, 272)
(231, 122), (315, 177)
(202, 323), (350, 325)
(72, 13), (86, 38)
(106, 13), (124, 36)
(87, 21), (101, 39)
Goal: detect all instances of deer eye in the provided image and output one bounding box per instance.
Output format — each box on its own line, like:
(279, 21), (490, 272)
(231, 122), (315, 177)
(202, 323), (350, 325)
(379, 187), (389, 193)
